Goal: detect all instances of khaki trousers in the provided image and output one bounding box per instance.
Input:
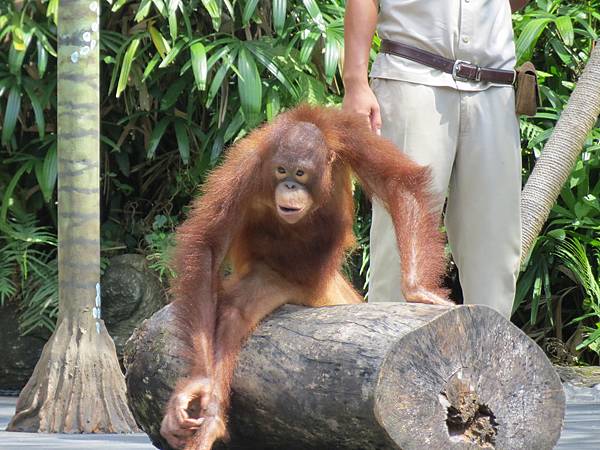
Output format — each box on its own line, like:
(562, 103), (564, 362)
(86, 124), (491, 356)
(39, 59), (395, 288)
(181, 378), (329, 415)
(368, 78), (521, 319)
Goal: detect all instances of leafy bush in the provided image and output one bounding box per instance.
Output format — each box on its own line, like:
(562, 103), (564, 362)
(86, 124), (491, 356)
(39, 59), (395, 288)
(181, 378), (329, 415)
(0, 212), (58, 334)
(1, 0), (599, 365)
(0, 0), (349, 332)
(512, 0), (600, 364)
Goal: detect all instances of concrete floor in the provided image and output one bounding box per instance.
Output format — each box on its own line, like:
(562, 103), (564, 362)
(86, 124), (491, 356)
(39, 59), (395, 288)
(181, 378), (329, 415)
(555, 383), (600, 449)
(0, 384), (599, 449)
(0, 397), (152, 449)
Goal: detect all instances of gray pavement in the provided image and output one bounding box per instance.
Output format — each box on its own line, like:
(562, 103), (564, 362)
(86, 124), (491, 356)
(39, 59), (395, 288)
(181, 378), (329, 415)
(557, 383), (600, 450)
(0, 397), (152, 449)
(0, 385), (599, 449)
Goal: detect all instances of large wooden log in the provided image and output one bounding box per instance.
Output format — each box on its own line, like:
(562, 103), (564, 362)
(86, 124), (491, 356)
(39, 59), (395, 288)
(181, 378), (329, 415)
(124, 303), (565, 450)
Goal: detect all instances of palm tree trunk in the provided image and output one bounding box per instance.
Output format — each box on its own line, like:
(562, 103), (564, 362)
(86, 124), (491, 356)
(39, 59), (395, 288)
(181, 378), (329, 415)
(7, 0), (137, 433)
(521, 43), (600, 260)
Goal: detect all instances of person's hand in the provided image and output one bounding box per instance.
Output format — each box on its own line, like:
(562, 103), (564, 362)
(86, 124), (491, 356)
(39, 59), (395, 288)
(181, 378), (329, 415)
(342, 81), (382, 135)
(160, 377), (212, 449)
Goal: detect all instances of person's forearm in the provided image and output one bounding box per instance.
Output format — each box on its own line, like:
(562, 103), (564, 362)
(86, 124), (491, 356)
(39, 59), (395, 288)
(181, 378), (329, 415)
(510, 0), (529, 12)
(343, 0), (378, 89)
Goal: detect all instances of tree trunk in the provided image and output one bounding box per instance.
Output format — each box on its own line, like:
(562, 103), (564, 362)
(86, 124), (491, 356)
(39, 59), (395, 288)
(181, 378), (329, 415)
(7, 0), (137, 433)
(124, 303), (565, 450)
(520, 43), (600, 260)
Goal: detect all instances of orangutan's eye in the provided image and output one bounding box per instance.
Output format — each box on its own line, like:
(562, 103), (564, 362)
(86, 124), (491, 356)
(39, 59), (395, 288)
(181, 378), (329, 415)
(296, 170), (304, 177)
(277, 167), (286, 174)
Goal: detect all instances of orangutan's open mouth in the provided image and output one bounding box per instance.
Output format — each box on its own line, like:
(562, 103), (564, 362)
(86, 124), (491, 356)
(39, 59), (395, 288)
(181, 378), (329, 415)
(279, 205), (301, 213)
(277, 204), (306, 224)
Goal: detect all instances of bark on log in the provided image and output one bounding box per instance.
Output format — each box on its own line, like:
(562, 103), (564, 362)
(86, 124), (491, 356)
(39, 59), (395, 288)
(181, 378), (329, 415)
(124, 303), (565, 450)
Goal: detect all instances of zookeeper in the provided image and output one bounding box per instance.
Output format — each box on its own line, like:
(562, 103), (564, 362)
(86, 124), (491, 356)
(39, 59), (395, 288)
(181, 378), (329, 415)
(342, 0), (530, 318)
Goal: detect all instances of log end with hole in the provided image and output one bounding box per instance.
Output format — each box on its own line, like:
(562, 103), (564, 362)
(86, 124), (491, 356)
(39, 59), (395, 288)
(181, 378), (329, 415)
(371, 304), (564, 449)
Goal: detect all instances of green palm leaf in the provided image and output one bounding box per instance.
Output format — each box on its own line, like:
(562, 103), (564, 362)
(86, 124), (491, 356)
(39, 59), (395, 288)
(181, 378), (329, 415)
(2, 85), (21, 145)
(515, 17), (553, 64)
(272, 0), (287, 34)
(190, 41), (208, 91)
(116, 37), (141, 98)
(237, 47), (262, 126)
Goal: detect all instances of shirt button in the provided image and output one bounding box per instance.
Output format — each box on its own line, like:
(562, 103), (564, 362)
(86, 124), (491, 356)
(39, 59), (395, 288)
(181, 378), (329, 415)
(462, 36), (470, 44)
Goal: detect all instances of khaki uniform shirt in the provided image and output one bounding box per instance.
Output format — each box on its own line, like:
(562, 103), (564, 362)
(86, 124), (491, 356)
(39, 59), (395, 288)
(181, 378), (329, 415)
(370, 0), (517, 91)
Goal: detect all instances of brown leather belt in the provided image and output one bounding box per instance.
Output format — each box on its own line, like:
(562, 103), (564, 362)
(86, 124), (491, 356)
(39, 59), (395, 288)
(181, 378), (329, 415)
(380, 39), (516, 85)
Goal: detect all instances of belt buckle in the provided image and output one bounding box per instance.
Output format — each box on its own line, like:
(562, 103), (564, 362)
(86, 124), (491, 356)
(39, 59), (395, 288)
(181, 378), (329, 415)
(452, 60), (481, 82)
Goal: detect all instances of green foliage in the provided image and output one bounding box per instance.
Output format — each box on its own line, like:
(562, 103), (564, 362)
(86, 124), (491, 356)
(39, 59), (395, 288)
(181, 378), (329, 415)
(0, 212), (58, 335)
(1, 0), (600, 365)
(554, 238), (600, 354)
(513, 0), (600, 363)
(0, 0), (348, 331)
(145, 214), (178, 282)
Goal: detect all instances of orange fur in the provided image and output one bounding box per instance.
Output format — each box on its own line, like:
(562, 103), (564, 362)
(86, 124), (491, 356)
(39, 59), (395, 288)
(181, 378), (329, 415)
(161, 105), (451, 450)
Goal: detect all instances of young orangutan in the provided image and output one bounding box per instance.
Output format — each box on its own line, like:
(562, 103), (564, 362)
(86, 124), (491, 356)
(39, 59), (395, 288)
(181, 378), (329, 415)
(160, 105), (452, 450)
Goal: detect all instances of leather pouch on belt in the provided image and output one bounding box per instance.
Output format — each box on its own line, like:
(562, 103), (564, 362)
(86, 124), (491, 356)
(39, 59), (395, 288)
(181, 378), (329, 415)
(515, 62), (540, 116)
